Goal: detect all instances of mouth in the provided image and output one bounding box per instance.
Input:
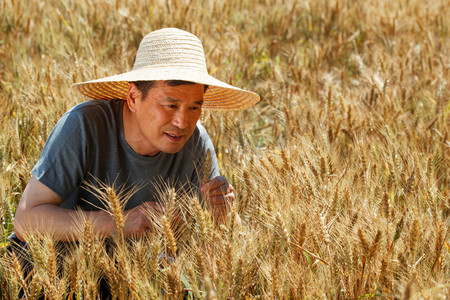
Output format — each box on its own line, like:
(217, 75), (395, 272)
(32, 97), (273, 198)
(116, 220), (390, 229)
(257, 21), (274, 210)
(165, 132), (184, 142)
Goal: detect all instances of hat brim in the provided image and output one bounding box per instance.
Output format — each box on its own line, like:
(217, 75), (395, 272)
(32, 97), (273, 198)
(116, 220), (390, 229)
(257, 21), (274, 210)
(72, 66), (260, 111)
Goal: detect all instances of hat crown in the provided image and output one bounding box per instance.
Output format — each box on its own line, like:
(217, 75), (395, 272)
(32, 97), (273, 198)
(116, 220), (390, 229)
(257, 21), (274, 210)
(132, 28), (208, 73)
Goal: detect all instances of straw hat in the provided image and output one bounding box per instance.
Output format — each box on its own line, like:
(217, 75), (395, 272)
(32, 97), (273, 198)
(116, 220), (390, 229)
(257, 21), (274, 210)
(72, 28), (260, 111)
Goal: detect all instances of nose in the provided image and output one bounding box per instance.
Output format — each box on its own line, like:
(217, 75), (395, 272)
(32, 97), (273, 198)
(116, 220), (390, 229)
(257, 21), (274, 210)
(172, 109), (188, 129)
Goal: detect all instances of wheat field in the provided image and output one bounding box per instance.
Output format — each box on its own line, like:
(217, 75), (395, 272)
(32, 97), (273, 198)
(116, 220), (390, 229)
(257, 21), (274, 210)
(0, 0), (449, 299)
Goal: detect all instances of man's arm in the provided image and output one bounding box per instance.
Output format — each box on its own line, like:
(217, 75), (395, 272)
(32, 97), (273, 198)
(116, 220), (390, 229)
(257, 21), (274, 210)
(14, 176), (157, 241)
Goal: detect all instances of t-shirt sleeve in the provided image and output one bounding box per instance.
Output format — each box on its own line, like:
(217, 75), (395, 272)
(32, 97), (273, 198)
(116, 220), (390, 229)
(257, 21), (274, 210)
(31, 109), (90, 200)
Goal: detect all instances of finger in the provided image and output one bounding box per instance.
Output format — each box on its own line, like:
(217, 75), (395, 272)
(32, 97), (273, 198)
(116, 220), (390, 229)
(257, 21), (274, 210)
(210, 203), (231, 218)
(209, 195), (234, 208)
(206, 189), (234, 204)
(205, 184), (232, 196)
(207, 194), (234, 208)
(226, 191), (235, 203)
(201, 176), (227, 192)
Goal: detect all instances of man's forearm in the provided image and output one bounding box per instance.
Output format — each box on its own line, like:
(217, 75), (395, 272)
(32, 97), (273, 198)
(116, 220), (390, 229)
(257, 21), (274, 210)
(14, 204), (116, 241)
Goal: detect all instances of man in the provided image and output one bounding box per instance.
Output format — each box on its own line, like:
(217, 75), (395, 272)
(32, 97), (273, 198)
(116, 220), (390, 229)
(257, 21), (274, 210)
(12, 28), (259, 242)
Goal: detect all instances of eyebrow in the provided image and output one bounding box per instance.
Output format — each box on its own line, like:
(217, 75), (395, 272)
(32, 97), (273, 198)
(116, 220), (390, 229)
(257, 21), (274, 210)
(166, 97), (203, 106)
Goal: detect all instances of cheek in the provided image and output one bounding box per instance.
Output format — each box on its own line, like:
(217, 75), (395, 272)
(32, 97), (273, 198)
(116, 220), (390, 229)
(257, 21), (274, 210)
(148, 109), (172, 127)
(191, 111), (202, 123)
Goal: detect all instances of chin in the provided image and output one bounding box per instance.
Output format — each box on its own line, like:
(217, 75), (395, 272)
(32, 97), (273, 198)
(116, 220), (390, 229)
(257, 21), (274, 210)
(161, 144), (185, 154)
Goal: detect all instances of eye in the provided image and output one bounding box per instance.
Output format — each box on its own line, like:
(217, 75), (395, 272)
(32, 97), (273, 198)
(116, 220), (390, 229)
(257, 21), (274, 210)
(168, 104), (178, 109)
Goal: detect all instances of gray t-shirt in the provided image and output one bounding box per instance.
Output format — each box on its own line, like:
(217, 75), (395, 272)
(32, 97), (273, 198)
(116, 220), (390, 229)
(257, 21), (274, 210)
(31, 99), (219, 211)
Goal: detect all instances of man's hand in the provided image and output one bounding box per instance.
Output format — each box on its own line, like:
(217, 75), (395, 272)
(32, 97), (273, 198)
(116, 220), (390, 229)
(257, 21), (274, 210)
(201, 176), (235, 220)
(122, 201), (163, 237)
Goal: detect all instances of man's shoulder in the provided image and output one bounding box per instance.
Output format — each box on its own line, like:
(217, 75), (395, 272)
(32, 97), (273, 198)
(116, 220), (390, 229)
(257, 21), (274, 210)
(60, 99), (123, 126)
(186, 121), (208, 144)
(68, 99), (122, 116)
(194, 121), (209, 139)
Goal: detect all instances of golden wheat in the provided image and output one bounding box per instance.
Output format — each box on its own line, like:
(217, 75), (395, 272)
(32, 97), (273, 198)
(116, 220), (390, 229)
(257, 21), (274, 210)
(1, 0), (448, 298)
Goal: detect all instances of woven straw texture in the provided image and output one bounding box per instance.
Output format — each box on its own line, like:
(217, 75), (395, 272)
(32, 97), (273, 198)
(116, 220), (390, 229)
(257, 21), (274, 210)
(73, 28), (260, 111)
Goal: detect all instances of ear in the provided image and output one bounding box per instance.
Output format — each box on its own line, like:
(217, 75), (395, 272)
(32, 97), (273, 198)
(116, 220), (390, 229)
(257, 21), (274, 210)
(126, 83), (141, 112)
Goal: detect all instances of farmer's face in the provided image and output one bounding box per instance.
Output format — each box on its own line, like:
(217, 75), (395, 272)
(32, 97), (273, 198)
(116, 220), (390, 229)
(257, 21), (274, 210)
(126, 81), (204, 156)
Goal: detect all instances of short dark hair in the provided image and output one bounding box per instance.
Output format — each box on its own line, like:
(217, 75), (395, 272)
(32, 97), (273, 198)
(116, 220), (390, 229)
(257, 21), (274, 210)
(131, 80), (209, 99)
